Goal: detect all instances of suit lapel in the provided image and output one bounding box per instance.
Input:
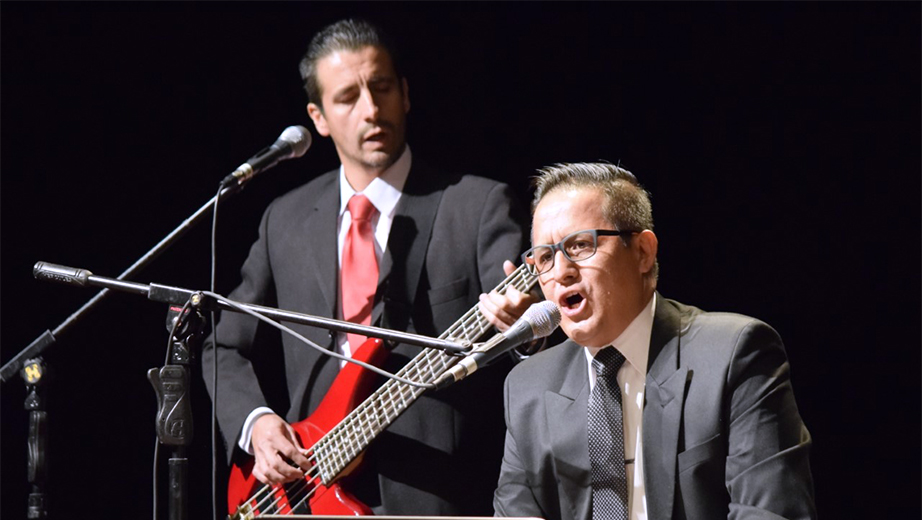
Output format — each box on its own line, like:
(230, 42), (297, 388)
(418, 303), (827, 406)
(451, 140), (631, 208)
(546, 343), (592, 520)
(302, 172), (340, 319)
(643, 295), (690, 520)
(375, 163), (444, 331)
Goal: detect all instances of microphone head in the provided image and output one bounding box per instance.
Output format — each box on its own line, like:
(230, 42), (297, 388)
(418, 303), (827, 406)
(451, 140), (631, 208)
(524, 300), (561, 339)
(278, 125), (312, 158)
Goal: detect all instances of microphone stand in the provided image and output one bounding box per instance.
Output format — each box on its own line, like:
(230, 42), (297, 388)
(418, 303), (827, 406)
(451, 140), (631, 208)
(0, 183), (245, 520)
(30, 262), (472, 520)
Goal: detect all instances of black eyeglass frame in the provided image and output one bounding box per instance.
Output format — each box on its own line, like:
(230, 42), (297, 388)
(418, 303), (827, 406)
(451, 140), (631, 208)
(520, 229), (640, 275)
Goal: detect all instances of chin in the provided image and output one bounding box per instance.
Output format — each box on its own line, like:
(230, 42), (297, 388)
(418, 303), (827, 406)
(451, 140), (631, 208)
(362, 150), (398, 169)
(562, 323), (601, 348)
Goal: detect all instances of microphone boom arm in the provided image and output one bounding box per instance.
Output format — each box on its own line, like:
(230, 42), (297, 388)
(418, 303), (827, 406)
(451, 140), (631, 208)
(31, 262), (471, 354)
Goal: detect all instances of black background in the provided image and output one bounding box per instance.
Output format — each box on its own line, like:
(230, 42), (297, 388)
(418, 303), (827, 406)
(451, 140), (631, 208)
(2, 3), (919, 519)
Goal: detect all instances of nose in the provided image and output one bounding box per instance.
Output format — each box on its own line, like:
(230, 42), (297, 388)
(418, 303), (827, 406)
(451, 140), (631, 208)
(550, 249), (578, 282)
(358, 87), (380, 121)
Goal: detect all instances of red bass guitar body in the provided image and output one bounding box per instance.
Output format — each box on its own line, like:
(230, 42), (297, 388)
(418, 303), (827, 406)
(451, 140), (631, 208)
(226, 338), (387, 518)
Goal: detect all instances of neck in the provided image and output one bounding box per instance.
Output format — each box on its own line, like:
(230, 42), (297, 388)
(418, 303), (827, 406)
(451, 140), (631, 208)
(343, 166), (382, 192)
(341, 145), (406, 192)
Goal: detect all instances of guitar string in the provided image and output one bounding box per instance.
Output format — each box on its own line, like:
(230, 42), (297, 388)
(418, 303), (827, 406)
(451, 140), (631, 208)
(256, 267), (537, 516)
(239, 345), (452, 517)
(283, 348), (454, 513)
(236, 267), (536, 517)
(278, 349), (450, 514)
(235, 266), (536, 517)
(292, 268), (537, 509)
(305, 268), (534, 468)
(251, 461), (322, 514)
(241, 291), (531, 516)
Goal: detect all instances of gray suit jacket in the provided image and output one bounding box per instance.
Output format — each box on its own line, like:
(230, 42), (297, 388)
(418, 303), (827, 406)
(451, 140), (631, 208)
(494, 296), (816, 520)
(203, 161), (528, 515)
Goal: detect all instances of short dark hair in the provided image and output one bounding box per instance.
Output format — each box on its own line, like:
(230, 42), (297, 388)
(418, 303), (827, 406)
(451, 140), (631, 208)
(532, 162), (658, 279)
(298, 19), (403, 106)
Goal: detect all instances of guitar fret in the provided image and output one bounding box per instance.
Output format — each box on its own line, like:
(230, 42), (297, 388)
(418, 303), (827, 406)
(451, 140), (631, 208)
(422, 352), (439, 380)
(368, 406), (383, 435)
(443, 308), (474, 339)
(379, 392), (392, 423)
(399, 381), (410, 408)
(346, 422), (356, 460)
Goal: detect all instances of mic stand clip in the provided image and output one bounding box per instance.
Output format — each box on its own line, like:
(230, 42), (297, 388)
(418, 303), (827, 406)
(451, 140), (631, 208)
(147, 293), (206, 520)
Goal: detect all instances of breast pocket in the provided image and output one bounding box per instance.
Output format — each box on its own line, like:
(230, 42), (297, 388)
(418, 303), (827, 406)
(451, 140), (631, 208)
(426, 278), (471, 334)
(427, 277), (469, 307)
(678, 433), (724, 474)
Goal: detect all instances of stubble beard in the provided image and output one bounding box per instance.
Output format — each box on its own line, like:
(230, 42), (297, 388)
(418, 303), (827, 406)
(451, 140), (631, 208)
(358, 133), (406, 172)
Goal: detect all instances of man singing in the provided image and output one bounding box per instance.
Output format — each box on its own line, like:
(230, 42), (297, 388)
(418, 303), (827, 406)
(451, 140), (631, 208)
(494, 162), (816, 519)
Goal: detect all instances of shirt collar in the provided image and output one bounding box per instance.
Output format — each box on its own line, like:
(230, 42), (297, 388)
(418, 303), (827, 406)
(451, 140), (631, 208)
(339, 144), (411, 219)
(585, 292), (656, 376)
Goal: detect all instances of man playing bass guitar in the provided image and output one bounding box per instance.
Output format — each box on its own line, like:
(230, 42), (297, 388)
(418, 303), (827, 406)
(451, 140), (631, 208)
(202, 18), (535, 517)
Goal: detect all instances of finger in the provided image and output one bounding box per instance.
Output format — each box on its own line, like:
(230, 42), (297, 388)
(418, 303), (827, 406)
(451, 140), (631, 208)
(504, 286), (528, 308)
(258, 457), (302, 485)
(273, 457), (307, 483)
(503, 259), (516, 276)
(280, 425), (312, 470)
(478, 293), (508, 332)
(254, 431), (297, 461)
(254, 436), (304, 481)
(252, 465), (270, 485)
(487, 291), (519, 328)
(262, 447), (306, 483)
(272, 446), (311, 474)
(253, 455), (289, 485)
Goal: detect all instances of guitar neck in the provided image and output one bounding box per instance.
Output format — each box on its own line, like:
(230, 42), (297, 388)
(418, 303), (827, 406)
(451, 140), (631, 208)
(311, 264), (537, 484)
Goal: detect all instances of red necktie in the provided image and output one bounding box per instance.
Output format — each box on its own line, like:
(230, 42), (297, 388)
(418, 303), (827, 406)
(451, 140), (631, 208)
(341, 194), (379, 352)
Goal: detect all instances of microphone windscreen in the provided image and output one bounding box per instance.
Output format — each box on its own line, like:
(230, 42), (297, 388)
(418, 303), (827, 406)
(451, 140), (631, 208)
(279, 125), (312, 157)
(525, 300), (561, 339)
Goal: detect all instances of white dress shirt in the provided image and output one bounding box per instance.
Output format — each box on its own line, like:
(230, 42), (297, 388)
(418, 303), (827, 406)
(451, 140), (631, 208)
(584, 292), (656, 520)
(238, 145), (412, 453)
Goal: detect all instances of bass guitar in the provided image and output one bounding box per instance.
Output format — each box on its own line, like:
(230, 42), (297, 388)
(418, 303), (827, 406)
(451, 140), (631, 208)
(228, 264), (537, 519)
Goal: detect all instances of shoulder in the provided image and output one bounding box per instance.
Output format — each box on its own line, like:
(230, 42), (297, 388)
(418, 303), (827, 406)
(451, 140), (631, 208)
(261, 168), (338, 220)
(506, 339), (583, 390)
(688, 309), (781, 351)
(661, 297), (779, 346)
(408, 159), (514, 204)
(434, 173), (524, 229)
(661, 297), (787, 371)
(443, 174), (514, 202)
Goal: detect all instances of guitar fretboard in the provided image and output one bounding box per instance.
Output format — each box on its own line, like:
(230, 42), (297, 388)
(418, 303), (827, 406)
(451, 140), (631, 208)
(311, 264), (537, 483)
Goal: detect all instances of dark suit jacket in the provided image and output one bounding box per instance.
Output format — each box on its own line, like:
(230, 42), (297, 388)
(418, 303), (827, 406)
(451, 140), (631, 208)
(494, 296), (816, 520)
(203, 161), (528, 515)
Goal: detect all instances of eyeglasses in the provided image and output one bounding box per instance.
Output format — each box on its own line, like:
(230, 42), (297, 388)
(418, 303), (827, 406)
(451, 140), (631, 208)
(521, 229), (639, 275)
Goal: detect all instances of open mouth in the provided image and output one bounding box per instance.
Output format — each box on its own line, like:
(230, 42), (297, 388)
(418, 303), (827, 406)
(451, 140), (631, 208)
(563, 293), (584, 309)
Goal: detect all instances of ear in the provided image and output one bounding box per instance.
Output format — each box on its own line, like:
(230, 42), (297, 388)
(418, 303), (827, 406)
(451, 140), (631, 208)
(307, 103), (330, 137)
(401, 77), (410, 114)
(634, 230), (658, 276)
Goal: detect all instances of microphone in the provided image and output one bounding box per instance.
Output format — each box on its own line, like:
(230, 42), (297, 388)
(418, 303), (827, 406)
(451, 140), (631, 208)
(434, 300), (560, 390)
(220, 125), (312, 188)
(33, 262), (93, 287)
